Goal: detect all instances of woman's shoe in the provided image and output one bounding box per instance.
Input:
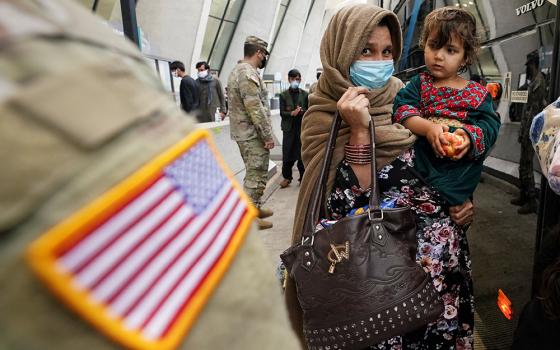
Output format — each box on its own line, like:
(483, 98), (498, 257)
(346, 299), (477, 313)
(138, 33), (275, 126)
(279, 179), (291, 188)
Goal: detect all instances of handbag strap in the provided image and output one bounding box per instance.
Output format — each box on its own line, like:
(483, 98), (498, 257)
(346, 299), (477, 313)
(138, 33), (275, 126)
(302, 111), (382, 244)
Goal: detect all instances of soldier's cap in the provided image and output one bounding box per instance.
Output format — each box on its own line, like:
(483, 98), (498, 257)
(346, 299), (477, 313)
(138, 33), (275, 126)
(525, 50), (539, 66)
(245, 35), (269, 55)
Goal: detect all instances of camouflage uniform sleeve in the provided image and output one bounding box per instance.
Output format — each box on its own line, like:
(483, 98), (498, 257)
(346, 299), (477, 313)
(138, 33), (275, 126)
(239, 71), (273, 141)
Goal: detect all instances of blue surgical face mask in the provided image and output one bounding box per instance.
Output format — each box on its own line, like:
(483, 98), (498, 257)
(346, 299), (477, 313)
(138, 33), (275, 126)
(290, 80), (300, 89)
(349, 60), (394, 89)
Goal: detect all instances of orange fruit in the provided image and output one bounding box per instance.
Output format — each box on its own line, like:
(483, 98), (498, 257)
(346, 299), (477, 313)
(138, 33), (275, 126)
(442, 132), (465, 157)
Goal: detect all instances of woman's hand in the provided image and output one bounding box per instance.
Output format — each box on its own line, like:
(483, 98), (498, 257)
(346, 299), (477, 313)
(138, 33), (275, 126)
(337, 87), (371, 132)
(449, 199), (474, 226)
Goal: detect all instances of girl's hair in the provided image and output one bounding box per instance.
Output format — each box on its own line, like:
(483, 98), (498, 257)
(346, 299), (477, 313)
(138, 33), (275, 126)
(419, 7), (480, 68)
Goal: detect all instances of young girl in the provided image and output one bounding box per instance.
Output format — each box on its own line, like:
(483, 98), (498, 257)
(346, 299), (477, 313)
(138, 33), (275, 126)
(393, 7), (501, 207)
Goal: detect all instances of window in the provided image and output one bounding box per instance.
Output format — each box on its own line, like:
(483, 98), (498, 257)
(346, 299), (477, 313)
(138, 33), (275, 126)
(269, 0), (291, 55)
(209, 21), (236, 70)
(200, 0), (246, 75)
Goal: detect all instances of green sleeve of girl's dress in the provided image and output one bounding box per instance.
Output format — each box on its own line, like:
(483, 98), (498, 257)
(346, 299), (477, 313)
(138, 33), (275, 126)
(392, 74), (422, 124)
(459, 93), (501, 160)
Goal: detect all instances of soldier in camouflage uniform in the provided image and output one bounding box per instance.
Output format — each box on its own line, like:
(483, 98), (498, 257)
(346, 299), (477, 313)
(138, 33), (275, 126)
(0, 1), (301, 349)
(512, 50), (548, 214)
(227, 36), (275, 230)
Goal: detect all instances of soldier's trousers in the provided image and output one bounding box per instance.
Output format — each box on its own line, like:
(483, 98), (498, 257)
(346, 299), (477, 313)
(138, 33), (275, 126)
(518, 138), (536, 200)
(237, 138), (270, 208)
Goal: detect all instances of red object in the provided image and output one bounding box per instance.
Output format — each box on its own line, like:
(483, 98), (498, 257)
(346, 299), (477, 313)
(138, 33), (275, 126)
(486, 82), (502, 101)
(442, 132), (465, 157)
(497, 289), (513, 320)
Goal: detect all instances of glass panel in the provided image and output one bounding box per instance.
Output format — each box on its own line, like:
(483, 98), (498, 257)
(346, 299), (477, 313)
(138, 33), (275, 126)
(201, 17), (221, 61)
(471, 20), (554, 127)
(158, 60), (172, 92)
(270, 5), (288, 48)
(436, 0), (556, 41)
(396, 0), (556, 72)
(210, 0), (229, 18)
(225, 0), (245, 22)
(209, 21), (236, 73)
(396, 0), (433, 70)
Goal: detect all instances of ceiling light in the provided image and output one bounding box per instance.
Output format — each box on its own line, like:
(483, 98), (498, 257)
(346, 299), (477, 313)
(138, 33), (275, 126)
(469, 1), (474, 4)
(463, 3), (468, 7)
(455, 3), (460, 6)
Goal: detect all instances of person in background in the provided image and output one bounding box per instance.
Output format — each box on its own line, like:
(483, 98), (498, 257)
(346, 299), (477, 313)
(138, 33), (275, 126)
(195, 61), (226, 123)
(279, 69), (308, 188)
(227, 36), (275, 230)
(511, 50), (548, 214)
(308, 67), (322, 94)
(170, 61), (199, 114)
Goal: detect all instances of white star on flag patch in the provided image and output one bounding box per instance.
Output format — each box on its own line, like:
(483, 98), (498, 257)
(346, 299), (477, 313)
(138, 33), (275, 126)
(26, 129), (257, 350)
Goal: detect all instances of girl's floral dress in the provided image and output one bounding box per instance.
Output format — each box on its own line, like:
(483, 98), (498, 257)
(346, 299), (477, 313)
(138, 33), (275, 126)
(327, 149), (474, 350)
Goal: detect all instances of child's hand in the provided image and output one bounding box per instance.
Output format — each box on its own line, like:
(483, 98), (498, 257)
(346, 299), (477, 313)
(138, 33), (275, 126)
(450, 129), (471, 160)
(426, 123), (449, 157)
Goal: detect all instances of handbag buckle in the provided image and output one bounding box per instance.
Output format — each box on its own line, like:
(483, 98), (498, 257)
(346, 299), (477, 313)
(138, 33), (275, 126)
(368, 209), (384, 221)
(301, 234), (315, 246)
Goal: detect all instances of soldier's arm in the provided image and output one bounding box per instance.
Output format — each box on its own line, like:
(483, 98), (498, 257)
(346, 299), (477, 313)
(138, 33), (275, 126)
(239, 73), (273, 141)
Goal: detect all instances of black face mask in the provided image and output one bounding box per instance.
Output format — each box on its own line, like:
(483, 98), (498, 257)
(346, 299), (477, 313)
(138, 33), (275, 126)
(259, 55), (267, 69)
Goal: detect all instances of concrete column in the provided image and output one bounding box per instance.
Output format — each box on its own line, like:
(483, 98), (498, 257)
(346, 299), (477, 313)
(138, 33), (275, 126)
(220, 0), (280, 84)
(293, 0), (327, 88)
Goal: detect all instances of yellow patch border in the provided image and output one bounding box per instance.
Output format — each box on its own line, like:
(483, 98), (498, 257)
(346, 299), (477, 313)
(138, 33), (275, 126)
(26, 129), (257, 350)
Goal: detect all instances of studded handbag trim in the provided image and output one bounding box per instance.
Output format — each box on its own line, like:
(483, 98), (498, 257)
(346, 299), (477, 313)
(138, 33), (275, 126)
(303, 275), (441, 350)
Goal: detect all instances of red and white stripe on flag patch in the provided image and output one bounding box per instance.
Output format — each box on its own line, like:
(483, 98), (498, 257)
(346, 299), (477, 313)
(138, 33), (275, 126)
(26, 129), (257, 350)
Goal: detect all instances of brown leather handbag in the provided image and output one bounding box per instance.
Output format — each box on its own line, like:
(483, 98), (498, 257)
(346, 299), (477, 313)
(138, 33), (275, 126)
(281, 113), (444, 350)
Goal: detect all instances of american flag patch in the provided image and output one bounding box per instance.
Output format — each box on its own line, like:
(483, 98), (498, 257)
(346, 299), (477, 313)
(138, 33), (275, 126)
(26, 130), (257, 350)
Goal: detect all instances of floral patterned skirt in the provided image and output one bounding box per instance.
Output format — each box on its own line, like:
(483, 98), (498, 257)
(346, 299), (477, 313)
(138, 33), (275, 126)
(327, 149), (474, 350)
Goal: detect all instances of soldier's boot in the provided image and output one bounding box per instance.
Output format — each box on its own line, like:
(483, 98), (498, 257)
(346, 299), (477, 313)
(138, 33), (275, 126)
(510, 194), (527, 206)
(256, 218), (273, 230)
(258, 207), (274, 219)
(518, 199), (537, 215)
(279, 178), (291, 188)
